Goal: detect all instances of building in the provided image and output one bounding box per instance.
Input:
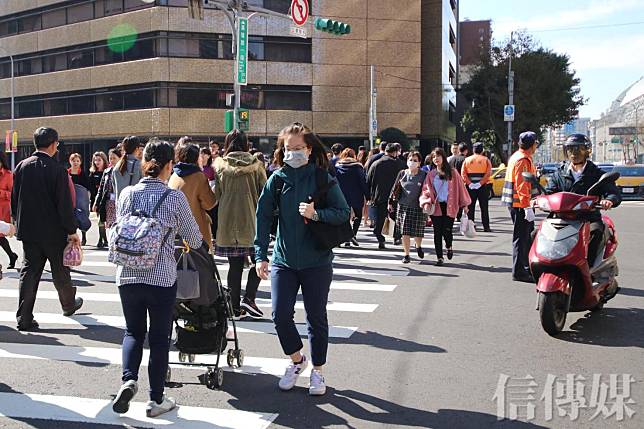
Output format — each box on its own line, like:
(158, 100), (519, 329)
(590, 77), (644, 164)
(0, 0), (459, 163)
(537, 117), (591, 164)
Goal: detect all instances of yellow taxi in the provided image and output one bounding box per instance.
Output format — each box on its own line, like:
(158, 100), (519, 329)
(613, 164), (644, 200)
(489, 163), (556, 198)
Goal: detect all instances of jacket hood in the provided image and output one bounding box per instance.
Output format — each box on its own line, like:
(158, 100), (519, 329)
(215, 151), (262, 176)
(336, 158), (363, 169)
(173, 162), (202, 178)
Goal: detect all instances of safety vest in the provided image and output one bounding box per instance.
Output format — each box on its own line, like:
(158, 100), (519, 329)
(501, 150), (538, 208)
(462, 154), (492, 185)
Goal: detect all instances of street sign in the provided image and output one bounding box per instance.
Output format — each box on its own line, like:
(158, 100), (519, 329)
(5, 130), (16, 153)
(236, 17), (249, 86)
(290, 0), (309, 26)
(504, 104), (515, 122)
(371, 119), (378, 132)
(238, 108), (250, 131)
(609, 126), (643, 135)
(289, 26), (308, 39)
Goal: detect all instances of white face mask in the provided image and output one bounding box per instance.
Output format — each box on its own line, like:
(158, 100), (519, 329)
(284, 149), (309, 169)
(407, 160), (419, 169)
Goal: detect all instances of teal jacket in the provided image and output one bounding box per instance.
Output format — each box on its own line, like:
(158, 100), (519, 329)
(255, 163), (350, 270)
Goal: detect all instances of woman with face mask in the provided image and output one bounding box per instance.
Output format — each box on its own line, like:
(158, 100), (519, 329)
(254, 123), (350, 397)
(388, 151), (428, 264)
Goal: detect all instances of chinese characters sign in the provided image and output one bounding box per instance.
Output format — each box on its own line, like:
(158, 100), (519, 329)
(236, 17), (248, 86)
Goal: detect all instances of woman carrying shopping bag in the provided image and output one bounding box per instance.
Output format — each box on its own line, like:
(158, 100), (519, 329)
(419, 148), (471, 266)
(389, 151), (427, 264)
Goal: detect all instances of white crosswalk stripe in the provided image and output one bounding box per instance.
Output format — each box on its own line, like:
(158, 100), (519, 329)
(0, 227), (404, 427)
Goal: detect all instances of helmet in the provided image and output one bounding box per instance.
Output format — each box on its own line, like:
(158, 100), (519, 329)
(563, 134), (592, 164)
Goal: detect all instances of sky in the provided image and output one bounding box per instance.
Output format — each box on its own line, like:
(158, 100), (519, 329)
(460, 0), (644, 120)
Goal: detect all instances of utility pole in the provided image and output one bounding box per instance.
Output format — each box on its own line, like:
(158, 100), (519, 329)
(0, 48), (15, 169)
(369, 65), (377, 150)
(506, 31), (514, 161)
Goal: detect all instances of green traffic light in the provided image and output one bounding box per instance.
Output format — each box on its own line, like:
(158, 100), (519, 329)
(314, 17), (351, 36)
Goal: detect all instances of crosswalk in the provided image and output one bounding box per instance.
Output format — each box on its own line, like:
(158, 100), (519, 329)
(0, 227), (407, 428)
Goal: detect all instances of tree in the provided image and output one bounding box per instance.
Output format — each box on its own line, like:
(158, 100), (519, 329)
(379, 127), (411, 151)
(460, 31), (585, 161)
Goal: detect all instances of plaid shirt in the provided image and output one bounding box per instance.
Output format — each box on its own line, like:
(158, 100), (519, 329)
(115, 178), (203, 288)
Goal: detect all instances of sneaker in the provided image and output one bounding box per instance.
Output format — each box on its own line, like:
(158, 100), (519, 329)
(402, 255), (411, 264)
(17, 319), (39, 332)
(279, 355), (308, 391)
(436, 258), (444, 266)
(447, 248), (454, 260)
(394, 239), (402, 246)
(416, 246), (425, 259)
(145, 396), (176, 418)
(343, 242), (351, 248)
(232, 309), (247, 321)
(112, 380), (138, 414)
(350, 237), (360, 247)
(309, 369), (326, 396)
(62, 297), (83, 317)
(241, 298), (264, 319)
(378, 242), (386, 250)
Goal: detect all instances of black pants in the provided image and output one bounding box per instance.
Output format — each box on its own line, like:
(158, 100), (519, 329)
(468, 186), (490, 230)
(509, 208), (534, 279)
(373, 202), (388, 243)
(351, 206), (362, 237)
(430, 203), (454, 259)
(0, 236), (16, 260)
(227, 254), (260, 312)
(588, 221), (605, 267)
(16, 240), (77, 327)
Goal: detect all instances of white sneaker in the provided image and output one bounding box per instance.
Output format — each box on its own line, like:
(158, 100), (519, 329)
(112, 380), (138, 414)
(309, 369), (326, 396)
(278, 355), (308, 391)
(145, 396), (176, 418)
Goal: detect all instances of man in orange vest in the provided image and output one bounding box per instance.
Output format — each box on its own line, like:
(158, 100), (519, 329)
(461, 142), (493, 232)
(502, 131), (539, 283)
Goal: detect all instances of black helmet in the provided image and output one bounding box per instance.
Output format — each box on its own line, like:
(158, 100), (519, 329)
(563, 134), (592, 149)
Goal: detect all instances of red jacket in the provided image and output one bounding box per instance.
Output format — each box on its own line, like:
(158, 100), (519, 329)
(0, 167), (13, 227)
(419, 169), (471, 218)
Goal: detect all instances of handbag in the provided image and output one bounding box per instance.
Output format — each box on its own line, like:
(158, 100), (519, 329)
(460, 218), (477, 238)
(176, 246), (200, 301)
(306, 168), (354, 251)
(382, 217), (395, 237)
(63, 242), (83, 267)
(424, 174), (447, 215)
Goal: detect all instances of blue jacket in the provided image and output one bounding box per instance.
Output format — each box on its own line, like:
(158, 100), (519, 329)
(334, 158), (369, 209)
(255, 163), (350, 270)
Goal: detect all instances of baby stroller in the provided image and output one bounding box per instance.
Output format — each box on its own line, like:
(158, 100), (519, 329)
(166, 241), (244, 390)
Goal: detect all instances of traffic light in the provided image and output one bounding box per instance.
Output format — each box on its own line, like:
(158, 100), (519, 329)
(314, 18), (351, 35)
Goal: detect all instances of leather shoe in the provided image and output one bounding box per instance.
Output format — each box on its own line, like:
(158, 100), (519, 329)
(394, 239), (402, 246)
(63, 297), (83, 317)
(7, 253), (18, 270)
(17, 320), (39, 331)
(378, 242), (386, 250)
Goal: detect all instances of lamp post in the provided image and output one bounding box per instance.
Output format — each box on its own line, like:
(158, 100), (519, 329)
(0, 47), (15, 170)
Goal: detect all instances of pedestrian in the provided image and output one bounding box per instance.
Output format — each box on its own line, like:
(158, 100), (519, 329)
(68, 153), (90, 246)
(389, 151), (428, 263)
(168, 140), (217, 250)
(446, 142), (460, 164)
(365, 141), (388, 172)
(111, 140), (202, 418)
(329, 143), (343, 169)
(420, 148), (471, 266)
(213, 129), (267, 319)
(502, 131), (539, 283)
(461, 142), (493, 232)
(199, 147), (216, 182)
(112, 136), (143, 200)
(94, 147), (122, 232)
(11, 127), (83, 332)
(449, 142), (468, 172)
(367, 143), (404, 249)
(88, 151), (109, 248)
(209, 140), (221, 160)
(255, 122), (350, 396)
(335, 148), (369, 247)
(356, 146), (368, 166)
(0, 152), (18, 270)
(421, 154), (433, 173)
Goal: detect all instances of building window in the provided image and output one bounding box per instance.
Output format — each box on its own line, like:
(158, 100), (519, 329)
(18, 58), (43, 76)
(168, 37), (200, 57)
(96, 92), (124, 111)
(103, 0), (125, 16)
(449, 26), (457, 52)
(124, 0), (149, 11)
(177, 87), (223, 109)
(41, 9), (66, 30)
(67, 3), (94, 24)
(0, 19), (18, 37)
(199, 39), (218, 59)
(123, 38), (155, 60)
(18, 100), (43, 118)
(42, 53), (68, 73)
(69, 50), (94, 69)
(449, 63), (456, 87)
(18, 15), (42, 33)
(448, 101), (456, 124)
(44, 98), (68, 116)
(123, 89), (155, 109)
(69, 95), (95, 114)
(450, 0), (457, 12)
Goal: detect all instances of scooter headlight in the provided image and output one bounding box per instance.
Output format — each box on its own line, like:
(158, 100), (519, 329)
(536, 233), (579, 260)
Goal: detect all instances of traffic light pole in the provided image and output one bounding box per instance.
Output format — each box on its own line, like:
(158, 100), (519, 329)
(507, 31), (514, 161)
(369, 65), (377, 150)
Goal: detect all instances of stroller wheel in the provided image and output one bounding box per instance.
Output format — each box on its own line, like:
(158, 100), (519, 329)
(165, 367), (172, 384)
(188, 354), (196, 363)
(178, 352), (187, 363)
(235, 349), (245, 368)
(226, 349), (235, 368)
(206, 368), (223, 390)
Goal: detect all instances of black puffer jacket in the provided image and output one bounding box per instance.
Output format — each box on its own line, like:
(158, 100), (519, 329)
(546, 161), (621, 221)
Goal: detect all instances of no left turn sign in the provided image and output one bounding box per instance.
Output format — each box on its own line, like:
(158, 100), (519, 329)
(291, 0), (309, 26)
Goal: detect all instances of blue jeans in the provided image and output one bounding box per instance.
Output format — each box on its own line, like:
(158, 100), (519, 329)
(271, 264), (332, 367)
(119, 283), (176, 403)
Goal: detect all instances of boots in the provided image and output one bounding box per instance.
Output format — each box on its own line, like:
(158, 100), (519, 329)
(97, 225), (108, 248)
(0, 237), (18, 269)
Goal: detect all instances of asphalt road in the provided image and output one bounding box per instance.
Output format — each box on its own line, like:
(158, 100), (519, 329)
(0, 199), (643, 429)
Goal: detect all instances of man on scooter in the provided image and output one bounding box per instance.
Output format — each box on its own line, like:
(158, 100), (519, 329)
(545, 134), (621, 265)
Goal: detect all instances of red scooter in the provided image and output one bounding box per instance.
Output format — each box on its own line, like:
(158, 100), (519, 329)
(523, 171), (621, 336)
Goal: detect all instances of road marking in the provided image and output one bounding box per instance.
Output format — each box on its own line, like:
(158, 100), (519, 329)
(0, 311), (357, 339)
(0, 342), (310, 378)
(0, 289), (378, 313)
(0, 392), (277, 429)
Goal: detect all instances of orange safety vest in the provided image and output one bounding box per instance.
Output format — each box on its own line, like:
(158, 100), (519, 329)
(501, 149), (538, 208)
(461, 154), (492, 185)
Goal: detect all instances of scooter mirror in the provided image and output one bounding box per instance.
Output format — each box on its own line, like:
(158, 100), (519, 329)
(587, 171), (620, 196)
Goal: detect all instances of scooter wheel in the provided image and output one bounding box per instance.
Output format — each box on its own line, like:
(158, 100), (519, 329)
(538, 291), (567, 336)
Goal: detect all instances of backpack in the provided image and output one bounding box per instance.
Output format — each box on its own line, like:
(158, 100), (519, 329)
(108, 189), (172, 270)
